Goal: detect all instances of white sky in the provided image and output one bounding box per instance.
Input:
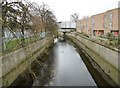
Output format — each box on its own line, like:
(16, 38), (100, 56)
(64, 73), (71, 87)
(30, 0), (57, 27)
(30, 0), (119, 22)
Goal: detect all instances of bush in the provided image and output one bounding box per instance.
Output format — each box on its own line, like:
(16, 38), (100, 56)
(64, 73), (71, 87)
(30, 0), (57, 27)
(99, 35), (106, 38)
(118, 45), (120, 50)
(109, 41), (115, 46)
(106, 32), (114, 41)
(118, 34), (120, 45)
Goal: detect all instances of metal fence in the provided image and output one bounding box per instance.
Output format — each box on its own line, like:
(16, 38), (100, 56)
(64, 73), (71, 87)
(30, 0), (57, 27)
(2, 28), (48, 54)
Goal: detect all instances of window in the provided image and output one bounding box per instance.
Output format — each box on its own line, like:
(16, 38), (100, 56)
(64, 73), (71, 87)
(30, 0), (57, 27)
(86, 19), (88, 29)
(80, 25), (81, 29)
(92, 17), (95, 29)
(103, 23), (106, 28)
(86, 18), (88, 23)
(86, 25), (87, 28)
(104, 15), (106, 21)
(109, 22), (113, 29)
(83, 25), (84, 29)
(92, 18), (95, 24)
(109, 13), (113, 21)
(79, 22), (81, 28)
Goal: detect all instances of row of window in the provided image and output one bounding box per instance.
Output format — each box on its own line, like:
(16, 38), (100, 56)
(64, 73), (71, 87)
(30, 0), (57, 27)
(104, 13), (113, 21)
(78, 22), (113, 30)
(78, 13), (113, 30)
(103, 21), (113, 29)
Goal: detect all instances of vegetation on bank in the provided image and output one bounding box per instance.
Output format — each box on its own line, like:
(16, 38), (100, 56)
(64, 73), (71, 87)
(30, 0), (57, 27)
(77, 32), (120, 51)
(2, 1), (58, 55)
(4, 35), (40, 54)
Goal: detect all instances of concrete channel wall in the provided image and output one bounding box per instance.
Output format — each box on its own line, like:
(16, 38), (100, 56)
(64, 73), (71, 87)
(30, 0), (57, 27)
(67, 34), (120, 85)
(0, 37), (53, 87)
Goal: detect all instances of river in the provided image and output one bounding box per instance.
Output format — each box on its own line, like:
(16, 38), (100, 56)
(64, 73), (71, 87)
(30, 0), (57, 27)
(32, 39), (97, 86)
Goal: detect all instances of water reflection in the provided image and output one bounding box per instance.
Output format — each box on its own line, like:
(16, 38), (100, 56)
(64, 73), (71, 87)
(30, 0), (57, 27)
(33, 39), (97, 86)
(52, 42), (97, 86)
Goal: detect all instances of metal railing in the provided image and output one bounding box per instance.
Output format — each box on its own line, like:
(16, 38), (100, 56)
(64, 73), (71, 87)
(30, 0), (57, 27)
(2, 31), (50, 55)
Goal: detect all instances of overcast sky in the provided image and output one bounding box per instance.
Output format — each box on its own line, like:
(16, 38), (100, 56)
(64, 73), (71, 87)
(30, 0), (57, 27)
(30, 0), (119, 22)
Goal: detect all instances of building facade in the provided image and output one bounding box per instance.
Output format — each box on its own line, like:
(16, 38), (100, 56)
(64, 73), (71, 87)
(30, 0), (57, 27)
(76, 8), (119, 36)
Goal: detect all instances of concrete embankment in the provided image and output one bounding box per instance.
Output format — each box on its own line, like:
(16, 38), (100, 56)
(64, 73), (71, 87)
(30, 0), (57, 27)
(0, 37), (53, 87)
(66, 34), (120, 86)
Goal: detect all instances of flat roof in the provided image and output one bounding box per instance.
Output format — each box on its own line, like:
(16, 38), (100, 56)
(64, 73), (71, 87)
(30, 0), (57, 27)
(78, 8), (119, 21)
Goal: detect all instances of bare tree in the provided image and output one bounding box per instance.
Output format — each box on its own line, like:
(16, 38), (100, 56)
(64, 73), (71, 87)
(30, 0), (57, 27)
(26, 1), (58, 37)
(2, 2), (32, 47)
(2, 0), (58, 50)
(71, 13), (79, 22)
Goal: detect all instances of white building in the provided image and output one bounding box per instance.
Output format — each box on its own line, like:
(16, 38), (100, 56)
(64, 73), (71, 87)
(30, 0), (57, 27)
(58, 21), (76, 32)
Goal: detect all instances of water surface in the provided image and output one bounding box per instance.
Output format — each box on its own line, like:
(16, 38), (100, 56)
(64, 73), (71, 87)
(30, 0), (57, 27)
(44, 41), (97, 86)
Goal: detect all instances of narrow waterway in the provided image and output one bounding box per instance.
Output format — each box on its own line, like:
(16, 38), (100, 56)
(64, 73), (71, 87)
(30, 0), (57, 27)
(32, 39), (97, 86)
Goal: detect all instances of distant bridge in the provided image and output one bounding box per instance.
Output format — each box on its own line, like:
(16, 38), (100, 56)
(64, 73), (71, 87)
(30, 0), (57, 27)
(58, 21), (76, 32)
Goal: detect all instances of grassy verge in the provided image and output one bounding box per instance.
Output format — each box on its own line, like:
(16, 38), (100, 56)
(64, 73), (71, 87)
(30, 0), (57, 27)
(3, 36), (41, 54)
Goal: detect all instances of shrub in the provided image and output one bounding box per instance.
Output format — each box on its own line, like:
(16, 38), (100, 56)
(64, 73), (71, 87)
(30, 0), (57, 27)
(118, 45), (120, 50)
(109, 41), (115, 46)
(106, 32), (114, 41)
(118, 34), (120, 45)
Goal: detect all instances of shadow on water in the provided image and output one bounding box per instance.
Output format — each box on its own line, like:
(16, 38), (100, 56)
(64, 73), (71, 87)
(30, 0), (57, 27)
(9, 37), (118, 88)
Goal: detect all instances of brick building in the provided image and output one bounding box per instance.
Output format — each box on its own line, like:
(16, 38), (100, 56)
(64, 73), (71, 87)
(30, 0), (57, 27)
(76, 8), (119, 36)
